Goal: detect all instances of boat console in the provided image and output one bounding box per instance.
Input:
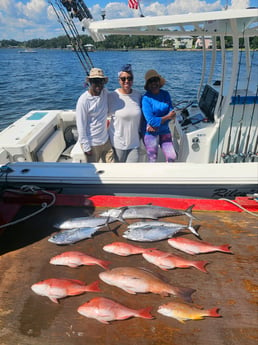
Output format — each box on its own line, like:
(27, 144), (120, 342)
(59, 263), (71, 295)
(172, 85), (219, 163)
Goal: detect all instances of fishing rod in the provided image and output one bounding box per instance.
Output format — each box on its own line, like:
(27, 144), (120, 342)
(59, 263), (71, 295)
(243, 85), (257, 161)
(234, 46), (255, 162)
(251, 133), (258, 162)
(50, 1), (89, 74)
(216, 34), (226, 163)
(57, 1), (94, 73)
(225, 28), (246, 161)
(50, 0), (93, 75)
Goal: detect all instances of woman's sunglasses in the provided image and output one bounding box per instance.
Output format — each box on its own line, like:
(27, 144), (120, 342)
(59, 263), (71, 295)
(120, 76), (133, 82)
(148, 77), (160, 83)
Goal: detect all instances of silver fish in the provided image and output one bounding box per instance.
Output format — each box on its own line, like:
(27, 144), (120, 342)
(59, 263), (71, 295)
(123, 223), (199, 242)
(54, 216), (117, 229)
(48, 226), (101, 245)
(100, 204), (197, 222)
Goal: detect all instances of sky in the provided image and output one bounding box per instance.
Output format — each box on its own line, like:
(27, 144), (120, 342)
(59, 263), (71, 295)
(0, 0), (256, 41)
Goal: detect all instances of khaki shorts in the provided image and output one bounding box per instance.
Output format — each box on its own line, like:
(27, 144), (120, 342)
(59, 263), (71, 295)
(85, 139), (114, 163)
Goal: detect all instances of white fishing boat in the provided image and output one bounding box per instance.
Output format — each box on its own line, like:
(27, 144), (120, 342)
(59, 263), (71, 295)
(18, 49), (37, 53)
(0, 5), (257, 199)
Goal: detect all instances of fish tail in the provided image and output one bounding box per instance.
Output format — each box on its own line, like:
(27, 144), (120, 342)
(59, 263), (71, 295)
(184, 205), (199, 220)
(219, 244), (233, 253)
(137, 307), (154, 319)
(85, 280), (101, 292)
(175, 287), (196, 303)
(189, 225), (200, 237)
(207, 307), (221, 318)
(114, 207), (129, 224)
(99, 260), (111, 270)
(193, 260), (209, 273)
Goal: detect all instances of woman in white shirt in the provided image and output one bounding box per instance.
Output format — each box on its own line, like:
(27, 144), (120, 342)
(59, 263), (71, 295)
(108, 64), (142, 162)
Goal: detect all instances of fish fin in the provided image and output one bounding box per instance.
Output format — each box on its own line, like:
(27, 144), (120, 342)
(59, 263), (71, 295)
(138, 307), (154, 319)
(178, 319), (186, 324)
(176, 287), (196, 303)
(99, 260), (111, 270)
(159, 267), (169, 271)
(219, 244), (233, 254)
(85, 280), (101, 292)
(49, 297), (59, 303)
(66, 279), (85, 285)
(193, 261), (209, 273)
(106, 216), (111, 231)
(124, 289), (137, 294)
(160, 291), (170, 297)
(68, 263), (80, 268)
(208, 307), (221, 318)
(99, 319), (110, 324)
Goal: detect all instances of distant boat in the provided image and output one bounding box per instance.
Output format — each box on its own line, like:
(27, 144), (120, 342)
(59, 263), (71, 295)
(18, 49), (37, 53)
(84, 44), (95, 52)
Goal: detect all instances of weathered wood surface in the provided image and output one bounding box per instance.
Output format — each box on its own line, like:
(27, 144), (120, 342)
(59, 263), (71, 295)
(0, 204), (257, 345)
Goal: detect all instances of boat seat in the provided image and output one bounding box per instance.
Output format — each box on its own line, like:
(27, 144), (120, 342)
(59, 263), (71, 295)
(36, 129), (66, 162)
(70, 141), (86, 162)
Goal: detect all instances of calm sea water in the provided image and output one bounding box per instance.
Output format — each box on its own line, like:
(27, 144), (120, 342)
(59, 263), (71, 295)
(0, 48), (256, 131)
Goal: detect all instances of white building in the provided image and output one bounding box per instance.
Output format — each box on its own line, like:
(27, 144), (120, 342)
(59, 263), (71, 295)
(195, 37), (213, 49)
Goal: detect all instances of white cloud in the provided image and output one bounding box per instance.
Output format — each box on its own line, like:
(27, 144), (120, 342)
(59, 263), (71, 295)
(230, 0), (250, 9)
(165, 0), (222, 14)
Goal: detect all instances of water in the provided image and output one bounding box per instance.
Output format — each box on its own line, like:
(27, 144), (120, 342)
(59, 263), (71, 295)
(0, 48), (256, 131)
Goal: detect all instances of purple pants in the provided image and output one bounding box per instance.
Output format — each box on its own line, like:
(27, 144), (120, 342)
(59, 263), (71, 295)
(143, 133), (177, 162)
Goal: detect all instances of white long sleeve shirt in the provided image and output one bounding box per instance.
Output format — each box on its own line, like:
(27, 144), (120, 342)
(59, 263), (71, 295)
(76, 88), (109, 152)
(108, 89), (142, 150)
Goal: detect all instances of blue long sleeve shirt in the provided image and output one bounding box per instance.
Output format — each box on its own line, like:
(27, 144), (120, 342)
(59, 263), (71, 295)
(141, 89), (173, 136)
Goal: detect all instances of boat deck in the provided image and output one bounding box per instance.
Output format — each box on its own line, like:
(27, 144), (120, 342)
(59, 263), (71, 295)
(0, 195), (257, 345)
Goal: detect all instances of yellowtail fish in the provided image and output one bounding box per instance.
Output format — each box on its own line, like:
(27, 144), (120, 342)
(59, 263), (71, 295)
(158, 301), (221, 323)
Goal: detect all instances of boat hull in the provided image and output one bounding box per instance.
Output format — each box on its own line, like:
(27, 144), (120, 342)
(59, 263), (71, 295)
(1, 161), (257, 199)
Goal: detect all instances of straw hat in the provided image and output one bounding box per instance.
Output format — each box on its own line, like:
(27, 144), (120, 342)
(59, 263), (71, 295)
(144, 69), (165, 90)
(87, 68), (108, 83)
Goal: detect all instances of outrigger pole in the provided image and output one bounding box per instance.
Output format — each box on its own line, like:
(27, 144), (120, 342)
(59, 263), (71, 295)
(49, 0), (94, 75)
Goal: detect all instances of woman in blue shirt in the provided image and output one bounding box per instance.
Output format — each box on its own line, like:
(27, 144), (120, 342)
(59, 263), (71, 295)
(141, 69), (177, 162)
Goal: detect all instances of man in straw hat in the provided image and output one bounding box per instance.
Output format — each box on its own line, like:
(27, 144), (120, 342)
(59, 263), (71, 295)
(141, 69), (177, 163)
(76, 67), (114, 162)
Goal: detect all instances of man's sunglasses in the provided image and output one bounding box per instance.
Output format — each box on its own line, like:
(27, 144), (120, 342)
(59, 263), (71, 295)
(120, 76), (133, 82)
(89, 78), (105, 84)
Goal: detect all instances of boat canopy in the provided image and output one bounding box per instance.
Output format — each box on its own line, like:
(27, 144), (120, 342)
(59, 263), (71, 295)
(83, 8), (258, 41)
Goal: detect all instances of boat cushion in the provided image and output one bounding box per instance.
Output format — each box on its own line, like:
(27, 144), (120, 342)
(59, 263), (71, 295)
(36, 129), (66, 162)
(70, 141), (86, 162)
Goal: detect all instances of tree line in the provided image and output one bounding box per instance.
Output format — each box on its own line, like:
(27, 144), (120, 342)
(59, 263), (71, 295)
(1, 35), (258, 50)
